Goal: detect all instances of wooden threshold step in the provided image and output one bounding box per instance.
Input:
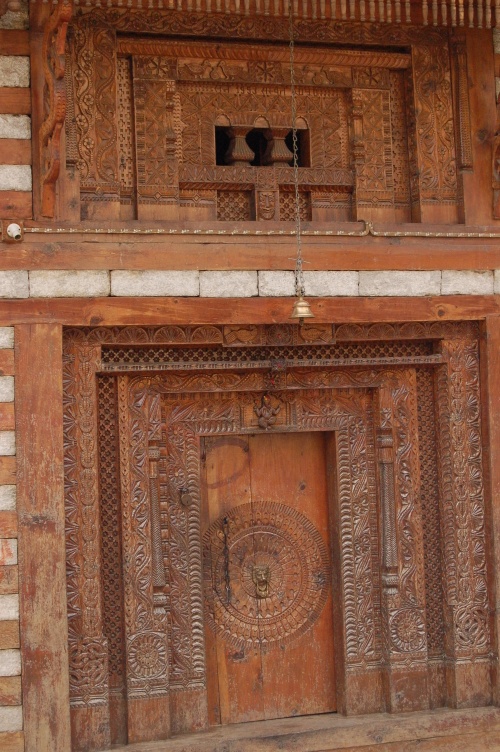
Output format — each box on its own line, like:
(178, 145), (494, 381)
(105, 706), (500, 752)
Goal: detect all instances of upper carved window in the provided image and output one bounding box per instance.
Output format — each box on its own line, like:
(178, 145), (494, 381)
(66, 17), (464, 225)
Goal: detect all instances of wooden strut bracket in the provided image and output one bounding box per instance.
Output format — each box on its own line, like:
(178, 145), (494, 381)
(40, 0), (73, 219)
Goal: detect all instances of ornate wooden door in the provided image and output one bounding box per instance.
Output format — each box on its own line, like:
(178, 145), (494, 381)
(202, 431), (336, 726)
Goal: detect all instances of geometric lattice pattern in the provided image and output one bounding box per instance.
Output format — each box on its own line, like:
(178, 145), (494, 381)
(416, 366), (445, 657)
(102, 339), (433, 366)
(279, 189), (311, 221)
(217, 190), (253, 221)
(97, 376), (126, 690)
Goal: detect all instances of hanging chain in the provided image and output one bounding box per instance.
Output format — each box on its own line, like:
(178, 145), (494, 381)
(288, 0), (305, 298)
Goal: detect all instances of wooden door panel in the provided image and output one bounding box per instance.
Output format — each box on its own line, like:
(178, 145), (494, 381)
(250, 433), (336, 720)
(203, 431), (336, 726)
(202, 435), (265, 725)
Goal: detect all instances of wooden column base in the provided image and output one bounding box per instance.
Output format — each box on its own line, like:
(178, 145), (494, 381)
(127, 696), (171, 745)
(71, 705), (111, 752)
(383, 666), (429, 713)
(446, 660), (492, 708)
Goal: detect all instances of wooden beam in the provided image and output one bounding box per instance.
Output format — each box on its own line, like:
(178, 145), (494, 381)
(0, 350), (14, 375)
(0, 89), (31, 115)
(15, 324), (71, 752)
(0, 565), (18, 594)
(0, 31), (30, 55)
(0, 192), (32, 219)
(0, 140), (32, 166)
(0, 457), (15, 485)
(0, 403), (15, 431)
(5, 233), (500, 270)
(0, 295), (497, 326)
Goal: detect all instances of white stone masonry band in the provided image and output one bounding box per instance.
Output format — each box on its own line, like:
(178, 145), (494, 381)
(3, 269), (500, 298)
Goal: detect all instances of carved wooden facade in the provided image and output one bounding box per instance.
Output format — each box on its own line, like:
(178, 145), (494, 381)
(59, 9), (475, 225)
(62, 322), (493, 751)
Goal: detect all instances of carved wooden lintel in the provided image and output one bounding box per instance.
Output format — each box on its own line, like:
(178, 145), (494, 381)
(40, 0), (74, 218)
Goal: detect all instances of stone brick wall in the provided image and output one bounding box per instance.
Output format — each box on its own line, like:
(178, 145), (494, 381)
(0, 2), (27, 749)
(0, 268), (498, 298)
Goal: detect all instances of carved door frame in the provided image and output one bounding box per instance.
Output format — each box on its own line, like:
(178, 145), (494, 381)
(62, 322), (492, 751)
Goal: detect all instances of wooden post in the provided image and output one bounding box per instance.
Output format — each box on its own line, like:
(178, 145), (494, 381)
(480, 316), (500, 706)
(15, 324), (72, 752)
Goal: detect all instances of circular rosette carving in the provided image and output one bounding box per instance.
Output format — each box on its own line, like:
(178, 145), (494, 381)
(128, 633), (167, 679)
(390, 609), (426, 653)
(203, 501), (330, 650)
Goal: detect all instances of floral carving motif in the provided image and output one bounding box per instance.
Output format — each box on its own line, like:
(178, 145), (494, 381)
(128, 633), (167, 679)
(390, 609), (426, 652)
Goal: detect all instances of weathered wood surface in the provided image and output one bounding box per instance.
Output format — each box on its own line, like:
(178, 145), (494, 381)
(0, 30), (29, 55)
(15, 324), (71, 752)
(7, 230), (500, 271)
(0, 296), (499, 326)
(0, 191), (32, 219)
(0, 140), (32, 165)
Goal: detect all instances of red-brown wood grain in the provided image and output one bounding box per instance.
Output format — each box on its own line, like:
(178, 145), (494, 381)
(15, 323), (71, 752)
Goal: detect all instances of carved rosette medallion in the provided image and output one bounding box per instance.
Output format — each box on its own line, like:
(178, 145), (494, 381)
(127, 633), (168, 679)
(389, 609), (426, 653)
(203, 501), (330, 649)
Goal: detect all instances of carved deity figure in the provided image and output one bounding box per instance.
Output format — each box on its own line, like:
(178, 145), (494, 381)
(258, 191), (276, 220)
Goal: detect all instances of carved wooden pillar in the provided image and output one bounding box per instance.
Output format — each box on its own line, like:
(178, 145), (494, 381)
(411, 44), (459, 224)
(65, 343), (111, 752)
(225, 126), (254, 166)
(436, 339), (492, 707)
(70, 16), (120, 220)
(377, 371), (429, 712)
(117, 377), (171, 743)
(133, 57), (179, 220)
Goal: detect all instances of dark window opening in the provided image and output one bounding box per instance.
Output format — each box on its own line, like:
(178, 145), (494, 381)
(215, 126), (232, 166)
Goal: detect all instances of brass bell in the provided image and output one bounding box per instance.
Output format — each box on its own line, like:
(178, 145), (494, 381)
(290, 295), (314, 323)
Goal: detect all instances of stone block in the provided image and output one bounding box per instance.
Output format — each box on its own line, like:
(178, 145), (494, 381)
(0, 433), (14, 456)
(0, 377), (14, 403)
(359, 271), (441, 297)
(492, 270), (500, 295)
(200, 271), (258, 297)
(0, 705), (22, 732)
(0, 329), (13, 349)
(258, 271), (295, 297)
(0, 272), (28, 299)
(0, 541), (16, 567)
(0, 115), (30, 139)
(0, 596), (18, 623)
(0, 165), (31, 191)
(111, 270), (199, 297)
(0, 0), (28, 30)
(441, 270), (494, 296)
(0, 649), (20, 676)
(304, 271), (359, 297)
(29, 270), (110, 298)
(0, 57), (29, 88)
(0, 487), (15, 512)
